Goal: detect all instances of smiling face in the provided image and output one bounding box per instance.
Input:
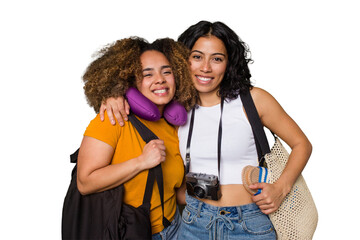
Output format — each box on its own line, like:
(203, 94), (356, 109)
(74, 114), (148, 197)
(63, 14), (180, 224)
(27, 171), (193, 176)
(189, 35), (228, 103)
(137, 50), (176, 114)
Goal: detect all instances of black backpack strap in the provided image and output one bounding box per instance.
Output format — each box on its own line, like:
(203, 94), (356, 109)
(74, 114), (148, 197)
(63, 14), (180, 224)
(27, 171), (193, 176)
(142, 168), (156, 204)
(240, 89), (271, 166)
(128, 113), (159, 141)
(128, 113), (171, 228)
(154, 165), (171, 227)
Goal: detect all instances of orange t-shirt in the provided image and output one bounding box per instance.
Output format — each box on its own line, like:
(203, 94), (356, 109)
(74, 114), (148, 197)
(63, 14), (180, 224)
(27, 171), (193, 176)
(84, 114), (184, 234)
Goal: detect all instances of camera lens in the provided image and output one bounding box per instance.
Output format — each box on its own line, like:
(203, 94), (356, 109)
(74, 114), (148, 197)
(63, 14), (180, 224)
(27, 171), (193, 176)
(194, 186), (206, 199)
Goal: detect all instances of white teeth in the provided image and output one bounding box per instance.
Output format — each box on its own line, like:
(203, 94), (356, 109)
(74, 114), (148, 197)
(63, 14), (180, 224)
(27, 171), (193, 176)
(153, 89), (167, 94)
(197, 76), (212, 81)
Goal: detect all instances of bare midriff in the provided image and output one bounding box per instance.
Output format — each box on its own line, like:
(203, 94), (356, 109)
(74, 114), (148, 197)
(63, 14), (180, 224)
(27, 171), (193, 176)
(199, 184), (254, 207)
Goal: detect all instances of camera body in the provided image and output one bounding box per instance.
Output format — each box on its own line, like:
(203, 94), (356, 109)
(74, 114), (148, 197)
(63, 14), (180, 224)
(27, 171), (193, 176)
(186, 172), (221, 200)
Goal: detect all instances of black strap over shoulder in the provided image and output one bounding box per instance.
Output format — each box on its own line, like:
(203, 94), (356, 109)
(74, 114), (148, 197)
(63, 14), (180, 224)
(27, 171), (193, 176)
(128, 113), (159, 142)
(217, 98), (224, 180)
(185, 107), (195, 174)
(240, 89), (271, 166)
(128, 113), (171, 228)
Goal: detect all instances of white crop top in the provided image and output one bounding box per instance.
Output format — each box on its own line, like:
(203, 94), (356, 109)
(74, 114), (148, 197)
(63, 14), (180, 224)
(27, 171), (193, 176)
(178, 96), (258, 185)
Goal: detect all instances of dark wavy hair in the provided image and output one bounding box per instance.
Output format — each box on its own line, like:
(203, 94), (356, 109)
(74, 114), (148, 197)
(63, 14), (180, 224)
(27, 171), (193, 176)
(178, 21), (253, 99)
(83, 37), (197, 112)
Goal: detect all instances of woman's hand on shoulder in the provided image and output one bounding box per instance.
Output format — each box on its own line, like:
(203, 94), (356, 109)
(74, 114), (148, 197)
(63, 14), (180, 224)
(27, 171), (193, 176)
(99, 97), (130, 126)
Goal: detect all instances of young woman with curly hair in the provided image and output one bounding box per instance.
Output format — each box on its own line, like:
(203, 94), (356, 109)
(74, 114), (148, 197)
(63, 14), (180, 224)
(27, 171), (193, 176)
(99, 21), (312, 240)
(78, 37), (196, 240)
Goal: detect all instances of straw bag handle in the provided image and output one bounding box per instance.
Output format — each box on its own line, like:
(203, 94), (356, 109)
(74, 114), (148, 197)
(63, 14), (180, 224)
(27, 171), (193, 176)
(240, 89), (272, 166)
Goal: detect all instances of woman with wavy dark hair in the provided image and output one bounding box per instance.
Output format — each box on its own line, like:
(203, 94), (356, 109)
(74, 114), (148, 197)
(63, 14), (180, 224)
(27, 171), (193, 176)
(178, 21), (253, 100)
(99, 21), (312, 239)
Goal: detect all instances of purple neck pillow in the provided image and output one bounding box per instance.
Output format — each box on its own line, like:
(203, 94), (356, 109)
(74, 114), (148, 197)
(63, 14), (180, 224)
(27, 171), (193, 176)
(125, 87), (187, 126)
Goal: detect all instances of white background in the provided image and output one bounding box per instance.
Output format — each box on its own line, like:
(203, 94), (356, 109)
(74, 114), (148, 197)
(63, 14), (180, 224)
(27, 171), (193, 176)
(1, 0), (359, 239)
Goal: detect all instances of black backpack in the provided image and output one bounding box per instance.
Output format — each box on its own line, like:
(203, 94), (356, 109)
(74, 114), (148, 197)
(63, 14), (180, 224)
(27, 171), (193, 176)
(61, 113), (170, 240)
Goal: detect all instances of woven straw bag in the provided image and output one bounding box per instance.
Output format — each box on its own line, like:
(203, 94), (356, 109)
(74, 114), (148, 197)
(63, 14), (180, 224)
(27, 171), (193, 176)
(264, 137), (318, 240)
(240, 90), (318, 240)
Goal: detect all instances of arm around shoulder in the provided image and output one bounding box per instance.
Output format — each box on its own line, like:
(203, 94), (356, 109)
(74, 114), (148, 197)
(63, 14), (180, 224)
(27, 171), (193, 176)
(99, 97), (130, 126)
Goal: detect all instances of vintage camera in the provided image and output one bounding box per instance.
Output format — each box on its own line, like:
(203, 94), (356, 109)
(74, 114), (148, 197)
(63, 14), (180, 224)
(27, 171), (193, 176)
(186, 172), (222, 200)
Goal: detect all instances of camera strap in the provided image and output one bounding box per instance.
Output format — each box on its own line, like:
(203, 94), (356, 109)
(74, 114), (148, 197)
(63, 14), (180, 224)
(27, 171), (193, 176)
(185, 98), (225, 180)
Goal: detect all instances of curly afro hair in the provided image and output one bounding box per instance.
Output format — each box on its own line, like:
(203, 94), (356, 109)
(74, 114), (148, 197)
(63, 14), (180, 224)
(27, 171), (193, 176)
(83, 37), (197, 112)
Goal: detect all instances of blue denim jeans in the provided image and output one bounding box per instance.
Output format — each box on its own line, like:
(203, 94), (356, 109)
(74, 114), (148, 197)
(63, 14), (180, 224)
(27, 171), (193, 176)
(177, 194), (276, 240)
(152, 208), (181, 240)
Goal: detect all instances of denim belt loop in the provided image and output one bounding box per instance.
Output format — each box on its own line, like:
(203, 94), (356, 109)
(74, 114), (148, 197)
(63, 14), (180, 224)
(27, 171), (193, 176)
(196, 201), (203, 218)
(236, 206), (243, 222)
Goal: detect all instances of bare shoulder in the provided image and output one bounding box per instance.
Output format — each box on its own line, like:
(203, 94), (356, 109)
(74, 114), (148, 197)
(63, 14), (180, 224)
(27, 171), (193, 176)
(249, 87), (280, 117)
(249, 87), (275, 101)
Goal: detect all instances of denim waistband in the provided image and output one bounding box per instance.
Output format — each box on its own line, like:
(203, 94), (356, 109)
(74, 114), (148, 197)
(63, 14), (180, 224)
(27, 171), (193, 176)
(185, 193), (260, 219)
